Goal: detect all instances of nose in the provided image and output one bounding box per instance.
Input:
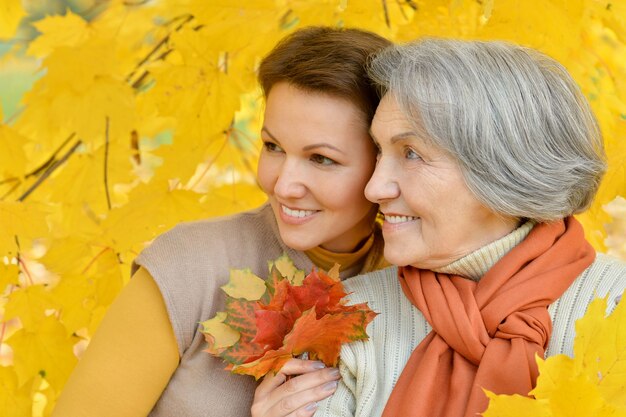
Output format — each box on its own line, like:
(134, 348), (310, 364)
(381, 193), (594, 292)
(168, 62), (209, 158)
(274, 159), (307, 200)
(365, 158), (400, 204)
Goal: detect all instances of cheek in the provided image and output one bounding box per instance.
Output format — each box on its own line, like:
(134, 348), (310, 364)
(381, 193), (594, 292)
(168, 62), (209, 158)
(256, 155), (277, 194)
(334, 170), (376, 210)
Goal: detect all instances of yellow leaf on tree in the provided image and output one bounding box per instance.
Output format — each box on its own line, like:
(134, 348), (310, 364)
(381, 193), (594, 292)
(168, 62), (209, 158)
(0, 366), (32, 417)
(6, 315), (77, 389)
(4, 284), (57, 328)
(0, 262), (19, 291)
(101, 182), (209, 255)
(0, 201), (50, 257)
(0, 0), (26, 39)
(0, 104), (28, 180)
(220, 268), (266, 300)
(27, 10), (93, 57)
(201, 311), (240, 350)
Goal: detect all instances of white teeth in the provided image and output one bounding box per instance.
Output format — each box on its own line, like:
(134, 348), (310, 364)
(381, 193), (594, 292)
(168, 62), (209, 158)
(385, 215), (418, 224)
(282, 205), (316, 218)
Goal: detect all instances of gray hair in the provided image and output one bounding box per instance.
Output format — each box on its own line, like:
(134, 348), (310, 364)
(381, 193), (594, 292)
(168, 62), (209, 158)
(368, 38), (607, 222)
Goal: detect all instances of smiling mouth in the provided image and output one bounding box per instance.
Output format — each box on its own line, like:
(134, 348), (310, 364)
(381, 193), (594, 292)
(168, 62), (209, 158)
(281, 205), (318, 218)
(385, 215), (419, 224)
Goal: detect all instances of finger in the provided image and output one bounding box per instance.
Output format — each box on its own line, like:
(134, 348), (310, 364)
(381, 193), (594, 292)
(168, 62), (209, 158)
(271, 376), (340, 416)
(278, 358), (327, 376)
(277, 368), (340, 398)
(256, 371), (288, 399)
(285, 401), (319, 417)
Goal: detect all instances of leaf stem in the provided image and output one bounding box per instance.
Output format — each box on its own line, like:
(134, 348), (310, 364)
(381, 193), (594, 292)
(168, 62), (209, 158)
(81, 247), (112, 274)
(104, 117), (112, 210)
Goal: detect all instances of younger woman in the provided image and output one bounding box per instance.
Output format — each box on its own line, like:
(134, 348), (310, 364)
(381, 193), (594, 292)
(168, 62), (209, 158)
(53, 27), (391, 417)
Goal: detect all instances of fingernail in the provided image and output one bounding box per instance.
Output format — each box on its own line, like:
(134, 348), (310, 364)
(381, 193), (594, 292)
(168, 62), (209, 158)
(305, 402), (318, 411)
(328, 368), (340, 378)
(323, 381), (338, 391)
(311, 361), (326, 369)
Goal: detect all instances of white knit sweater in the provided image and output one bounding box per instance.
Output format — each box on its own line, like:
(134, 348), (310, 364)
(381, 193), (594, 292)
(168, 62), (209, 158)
(315, 223), (626, 417)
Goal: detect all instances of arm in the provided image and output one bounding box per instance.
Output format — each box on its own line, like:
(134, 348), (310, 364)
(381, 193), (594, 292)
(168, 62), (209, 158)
(52, 267), (179, 416)
(251, 359), (341, 417)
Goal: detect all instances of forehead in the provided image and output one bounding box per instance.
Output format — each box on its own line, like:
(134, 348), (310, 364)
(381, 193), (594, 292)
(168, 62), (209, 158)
(371, 94), (419, 141)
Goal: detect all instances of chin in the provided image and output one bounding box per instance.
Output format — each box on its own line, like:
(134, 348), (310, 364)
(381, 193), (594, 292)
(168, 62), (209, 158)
(279, 234), (316, 252)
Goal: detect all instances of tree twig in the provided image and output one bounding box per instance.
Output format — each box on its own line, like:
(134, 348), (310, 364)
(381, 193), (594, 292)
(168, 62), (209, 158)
(104, 117), (112, 210)
(0, 133), (76, 186)
(125, 14), (193, 83)
(17, 140), (83, 202)
(382, 0), (391, 29)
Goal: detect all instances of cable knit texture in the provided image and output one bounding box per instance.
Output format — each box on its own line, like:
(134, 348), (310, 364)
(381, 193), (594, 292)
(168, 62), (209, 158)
(315, 220), (626, 417)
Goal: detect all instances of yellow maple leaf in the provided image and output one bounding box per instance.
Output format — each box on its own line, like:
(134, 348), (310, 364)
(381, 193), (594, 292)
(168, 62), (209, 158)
(0, 201), (50, 257)
(4, 284), (57, 328)
(0, 366), (32, 417)
(268, 254), (305, 286)
(220, 269), (266, 300)
(0, 263), (19, 291)
(27, 10), (94, 57)
(100, 182), (209, 255)
(6, 315), (78, 389)
(201, 311), (240, 350)
(573, 297), (626, 405)
(0, 104), (28, 181)
(484, 296), (626, 416)
(482, 391), (551, 417)
(0, 0), (26, 40)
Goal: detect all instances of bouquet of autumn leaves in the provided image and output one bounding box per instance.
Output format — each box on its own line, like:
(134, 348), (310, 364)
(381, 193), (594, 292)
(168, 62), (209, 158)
(200, 255), (377, 379)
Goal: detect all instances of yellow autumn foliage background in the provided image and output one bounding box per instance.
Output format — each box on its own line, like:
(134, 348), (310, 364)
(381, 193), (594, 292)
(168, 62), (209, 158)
(0, 1), (625, 415)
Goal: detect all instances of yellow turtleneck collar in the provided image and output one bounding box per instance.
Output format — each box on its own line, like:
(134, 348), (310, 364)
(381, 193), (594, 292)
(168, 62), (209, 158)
(305, 233), (376, 273)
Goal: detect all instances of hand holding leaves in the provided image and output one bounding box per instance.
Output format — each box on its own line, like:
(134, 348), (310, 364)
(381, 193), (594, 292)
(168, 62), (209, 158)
(200, 255), (377, 380)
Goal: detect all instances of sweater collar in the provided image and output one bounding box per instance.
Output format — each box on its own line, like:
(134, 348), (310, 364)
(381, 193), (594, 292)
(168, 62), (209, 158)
(432, 220), (535, 281)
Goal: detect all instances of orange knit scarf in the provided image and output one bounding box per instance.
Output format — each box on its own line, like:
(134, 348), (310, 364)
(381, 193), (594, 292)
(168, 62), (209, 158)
(382, 217), (595, 417)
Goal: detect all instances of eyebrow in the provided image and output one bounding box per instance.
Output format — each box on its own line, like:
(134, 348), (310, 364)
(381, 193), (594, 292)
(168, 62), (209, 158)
(368, 128), (417, 145)
(261, 127), (280, 144)
(262, 127), (345, 155)
(390, 131), (418, 144)
(302, 143), (345, 154)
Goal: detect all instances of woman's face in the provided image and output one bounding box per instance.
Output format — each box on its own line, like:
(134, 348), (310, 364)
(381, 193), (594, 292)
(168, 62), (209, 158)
(365, 94), (518, 269)
(257, 82), (378, 252)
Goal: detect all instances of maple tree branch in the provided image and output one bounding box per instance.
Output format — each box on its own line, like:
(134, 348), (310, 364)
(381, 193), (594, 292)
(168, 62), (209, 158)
(104, 117), (112, 210)
(125, 13), (194, 84)
(17, 140), (83, 202)
(382, 0), (391, 28)
(0, 181), (21, 200)
(0, 133), (76, 186)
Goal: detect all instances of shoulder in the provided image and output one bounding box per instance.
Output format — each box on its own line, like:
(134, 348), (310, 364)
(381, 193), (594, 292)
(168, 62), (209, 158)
(547, 252), (626, 357)
(133, 204), (279, 272)
(566, 253), (626, 312)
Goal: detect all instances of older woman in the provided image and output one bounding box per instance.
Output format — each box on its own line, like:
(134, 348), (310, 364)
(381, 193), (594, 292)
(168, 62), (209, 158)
(310, 39), (626, 417)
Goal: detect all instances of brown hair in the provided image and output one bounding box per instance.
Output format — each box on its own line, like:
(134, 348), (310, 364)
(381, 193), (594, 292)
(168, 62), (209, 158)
(258, 26), (391, 123)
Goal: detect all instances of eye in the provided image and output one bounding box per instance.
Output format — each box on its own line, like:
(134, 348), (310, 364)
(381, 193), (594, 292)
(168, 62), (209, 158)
(310, 154), (336, 166)
(263, 141), (284, 153)
(404, 146), (421, 161)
